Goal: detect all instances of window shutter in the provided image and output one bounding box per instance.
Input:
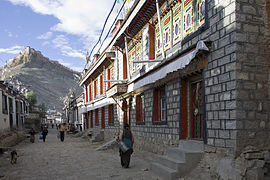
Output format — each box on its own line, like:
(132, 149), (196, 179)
(153, 89), (160, 122)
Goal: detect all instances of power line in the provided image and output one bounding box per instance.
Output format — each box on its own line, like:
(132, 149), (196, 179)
(96, 0), (126, 55)
(88, 0), (118, 62)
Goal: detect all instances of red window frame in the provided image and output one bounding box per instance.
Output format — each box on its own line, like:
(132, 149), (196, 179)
(136, 94), (144, 124)
(90, 110), (93, 128)
(85, 85), (88, 102)
(122, 99), (128, 125)
(123, 53), (127, 79)
(149, 24), (155, 60)
(153, 86), (167, 124)
(89, 84), (92, 101)
(101, 107), (105, 129)
(107, 68), (111, 89)
(94, 80), (97, 98)
(108, 104), (114, 125)
(100, 75), (103, 95)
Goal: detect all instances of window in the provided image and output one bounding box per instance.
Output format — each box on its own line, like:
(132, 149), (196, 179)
(136, 94), (145, 125)
(107, 68), (111, 89)
(122, 99), (128, 125)
(153, 86), (167, 124)
(94, 80), (98, 98)
(95, 109), (99, 126)
(100, 75), (103, 95)
(108, 104), (114, 125)
(89, 84), (92, 101)
(90, 111), (93, 128)
(85, 85), (88, 102)
(2, 94), (8, 114)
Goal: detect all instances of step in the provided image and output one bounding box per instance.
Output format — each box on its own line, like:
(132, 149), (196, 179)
(164, 147), (186, 161)
(179, 140), (204, 152)
(156, 155), (185, 170)
(150, 162), (177, 180)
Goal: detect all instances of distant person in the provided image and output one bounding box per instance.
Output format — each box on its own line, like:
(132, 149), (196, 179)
(29, 128), (35, 143)
(42, 127), (48, 142)
(52, 124), (54, 129)
(59, 123), (66, 142)
(118, 123), (134, 168)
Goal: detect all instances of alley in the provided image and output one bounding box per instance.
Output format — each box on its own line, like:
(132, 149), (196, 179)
(0, 128), (159, 180)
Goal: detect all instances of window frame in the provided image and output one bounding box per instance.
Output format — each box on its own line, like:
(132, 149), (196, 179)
(136, 93), (145, 125)
(152, 86), (167, 125)
(108, 104), (114, 126)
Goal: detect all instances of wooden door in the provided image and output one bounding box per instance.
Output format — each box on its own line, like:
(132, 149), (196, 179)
(190, 80), (204, 139)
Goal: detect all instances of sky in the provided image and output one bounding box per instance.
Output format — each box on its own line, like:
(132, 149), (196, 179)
(0, 0), (124, 72)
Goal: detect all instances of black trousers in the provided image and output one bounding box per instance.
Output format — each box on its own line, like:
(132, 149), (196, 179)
(60, 131), (65, 142)
(42, 135), (46, 142)
(119, 149), (132, 168)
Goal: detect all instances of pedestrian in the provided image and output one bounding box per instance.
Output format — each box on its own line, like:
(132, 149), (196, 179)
(52, 124), (54, 129)
(59, 123), (66, 142)
(118, 123), (134, 168)
(42, 127), (48, 142)
(29, 128), (35, 143)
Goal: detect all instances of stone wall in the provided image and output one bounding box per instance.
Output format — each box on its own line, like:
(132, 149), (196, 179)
(130, 78), (180, 154)
(234, 0), (270, 155)
(195, 0), (238, 153)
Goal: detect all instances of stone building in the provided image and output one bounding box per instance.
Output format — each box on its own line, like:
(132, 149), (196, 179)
(80, 0), (270, 179)
(0, 81), (29, 133)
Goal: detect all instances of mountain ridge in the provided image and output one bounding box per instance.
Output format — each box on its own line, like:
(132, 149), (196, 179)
(5, 46), (82, 112)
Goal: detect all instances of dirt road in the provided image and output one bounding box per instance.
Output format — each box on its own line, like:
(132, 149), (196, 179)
(0, 128), (160, 180)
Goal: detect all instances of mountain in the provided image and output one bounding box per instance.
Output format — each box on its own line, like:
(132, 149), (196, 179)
(5, 46), (82, 112)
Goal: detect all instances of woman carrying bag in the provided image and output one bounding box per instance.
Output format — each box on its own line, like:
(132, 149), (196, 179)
(118, 123), (134, 168)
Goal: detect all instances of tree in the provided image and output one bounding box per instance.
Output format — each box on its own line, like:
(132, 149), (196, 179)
(25, 91), (37, 112)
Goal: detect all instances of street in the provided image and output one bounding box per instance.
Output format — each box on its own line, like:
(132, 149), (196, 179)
(0, 128), (160, 180)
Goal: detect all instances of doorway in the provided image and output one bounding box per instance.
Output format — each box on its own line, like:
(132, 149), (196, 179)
(181, 74), (205, 141)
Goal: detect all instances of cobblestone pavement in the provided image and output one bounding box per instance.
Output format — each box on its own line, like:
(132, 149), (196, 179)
(0, 128), (160, 180)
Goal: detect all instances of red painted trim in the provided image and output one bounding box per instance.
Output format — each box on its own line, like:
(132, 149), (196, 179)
(149, 24), (155, 60)
(123, 99), (128, 124)
(95, 109), (99, 125)
(101, 107), (105, 129)
(86, 112), (89, 129)
(107, 68), (111, 89)
(181, 78), (188, 139)
(90, 111), (93, 128)
(123, 53), (128, 79)
(89, 84), (92, 101)
(136, 96), (142, 122)
(94, 80), (97, 98)
(108, 104), (113, 124)
(100, 75), (103, 95)
(85, 86), (88, 102)
(153, 89), (160, 122)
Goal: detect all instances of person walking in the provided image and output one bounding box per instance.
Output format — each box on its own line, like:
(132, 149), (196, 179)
(59, 123), (66, 142)
(42, 126), (48, 142)
(29, 128), (35, 143)
(118, 123), (134, 168)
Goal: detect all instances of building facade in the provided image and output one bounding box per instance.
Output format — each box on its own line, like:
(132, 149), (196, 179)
(0, 81), (29, 133)
(80, 0), (270, 159)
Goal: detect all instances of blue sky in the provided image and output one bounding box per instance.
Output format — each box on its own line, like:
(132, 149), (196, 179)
(0, 0), (123, 72)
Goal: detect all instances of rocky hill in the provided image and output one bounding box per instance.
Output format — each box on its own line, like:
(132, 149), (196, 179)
(5, 46), (82, 112)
